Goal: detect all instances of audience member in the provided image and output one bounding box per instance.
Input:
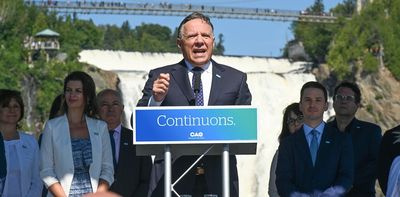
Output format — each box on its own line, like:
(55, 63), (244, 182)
(39, 93), (65, 146)
(328, 81), (382, 196)
(49, 93), (65, 119)
(0, 89), (42, 196)
(268, 103), (303, 197)
(276, 81), (354, 197)
(97, 89), (152, 197)
(40, 71), (114, 196)
(378, 124), (400, 195)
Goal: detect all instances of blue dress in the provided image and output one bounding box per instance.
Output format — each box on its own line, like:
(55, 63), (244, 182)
(69, 138), (93, 197)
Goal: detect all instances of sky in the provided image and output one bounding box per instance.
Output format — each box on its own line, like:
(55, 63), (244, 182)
(78, 0), (344, 57)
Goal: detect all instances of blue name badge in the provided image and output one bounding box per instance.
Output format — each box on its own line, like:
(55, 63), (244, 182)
(132, 106), (258, 144)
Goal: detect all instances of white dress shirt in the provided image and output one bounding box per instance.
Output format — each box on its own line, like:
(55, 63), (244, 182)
(149, 60), (213, 106)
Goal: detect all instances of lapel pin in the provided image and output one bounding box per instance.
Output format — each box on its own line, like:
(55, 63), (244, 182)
(325, 141), (331, 144)
(123, 142), (129, 145)
(356, 126), (361, 129)
(216, 74), (221, 78)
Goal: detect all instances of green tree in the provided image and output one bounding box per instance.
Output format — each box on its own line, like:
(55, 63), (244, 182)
(102, 25), (123, 50)
(290, 0), (340, 63)
(327, 0), (386, 79)
(135, 23), (174, 52)
(307, 0), (324, 14)
(331, 0), (356, 17)
(213, 33), (225, 55)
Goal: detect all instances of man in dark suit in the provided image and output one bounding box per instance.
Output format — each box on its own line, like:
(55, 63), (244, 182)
(97, 89), (152, 197)
(276, 81), (354, 197)
(136, 12), (251, 197)
(378, 124), (400, 195)
(328, 81), (382, 197)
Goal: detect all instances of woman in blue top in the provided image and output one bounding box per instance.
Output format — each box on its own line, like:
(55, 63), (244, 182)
(40, 71), (114, 196)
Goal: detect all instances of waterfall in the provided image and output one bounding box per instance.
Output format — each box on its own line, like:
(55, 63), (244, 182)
(21, 74), (38, 135)
(79, 50), (319, 197)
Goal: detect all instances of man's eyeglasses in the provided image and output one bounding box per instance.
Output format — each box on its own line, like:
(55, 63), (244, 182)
(287, 115), (303, 125)
(334, 94), (356, 102)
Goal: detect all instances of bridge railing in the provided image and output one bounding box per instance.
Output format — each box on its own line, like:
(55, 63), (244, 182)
(24, 0), (341, 23)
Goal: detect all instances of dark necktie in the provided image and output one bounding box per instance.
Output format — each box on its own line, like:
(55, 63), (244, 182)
(192, 67), (204, 106)
(109, 130), (117, 168)
(310, 129), (318, 166)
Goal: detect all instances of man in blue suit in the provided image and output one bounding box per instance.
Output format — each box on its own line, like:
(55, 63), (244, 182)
(328, 82), (382, 197)
(276, 81), (354, 197)
(137, 12), (251, 197)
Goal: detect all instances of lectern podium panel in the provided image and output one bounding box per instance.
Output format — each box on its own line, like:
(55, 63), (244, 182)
(132, 106), (258, 155)
(132, 106), (258, 197)
(135, 143), (256, 156)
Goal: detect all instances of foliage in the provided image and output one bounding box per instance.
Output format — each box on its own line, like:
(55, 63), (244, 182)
(290, 0), (400, 80)
(289, 0), (343, 63)
(380, 0), (400, 79)
(327, 0), (400, 79)
(330, 0), (356, 17)
(213, 33), (225, 55)
(136, 23), (173, 52)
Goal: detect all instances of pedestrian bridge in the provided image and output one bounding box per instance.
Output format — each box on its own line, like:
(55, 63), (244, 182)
(24, 0), (344, 23)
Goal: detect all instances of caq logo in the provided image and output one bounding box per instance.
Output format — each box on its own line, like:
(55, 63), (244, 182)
(190, 132), (203, 138)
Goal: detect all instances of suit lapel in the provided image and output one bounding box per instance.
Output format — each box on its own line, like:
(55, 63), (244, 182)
(116, 128), (126, 172)
(208, 60), (225, 105)
(170, 60), (195, 104)
(315, 125), (334, 167)
(347, 118), (360, 134)
(295, 128), (314, 167)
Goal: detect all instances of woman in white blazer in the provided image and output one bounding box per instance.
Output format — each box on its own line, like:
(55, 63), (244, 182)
(0, 89), (42, 197)
(40, 71), (114, 197)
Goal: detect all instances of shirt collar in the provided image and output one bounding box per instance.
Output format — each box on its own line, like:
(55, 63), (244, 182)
(303, 121), (325, 136)
(331, 117), (356, 133)
(185, 60), (212, 73)
(111, 124), (122, 135)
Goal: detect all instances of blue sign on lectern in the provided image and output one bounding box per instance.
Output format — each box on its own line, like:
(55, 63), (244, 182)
(132, 106), (257, 144)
